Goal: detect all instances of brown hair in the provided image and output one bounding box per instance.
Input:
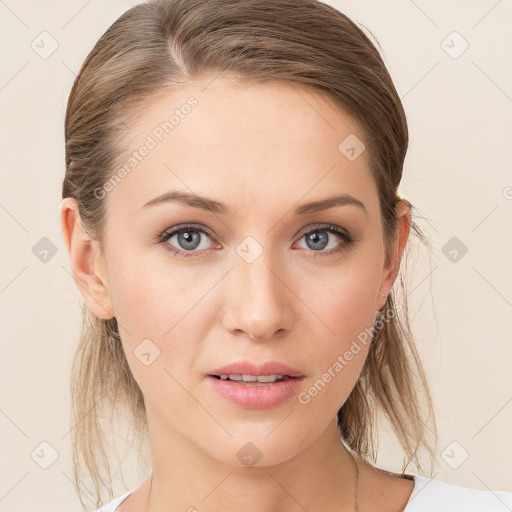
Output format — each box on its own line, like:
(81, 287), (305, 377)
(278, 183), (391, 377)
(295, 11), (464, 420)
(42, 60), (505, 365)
(63, 0), (437, 508)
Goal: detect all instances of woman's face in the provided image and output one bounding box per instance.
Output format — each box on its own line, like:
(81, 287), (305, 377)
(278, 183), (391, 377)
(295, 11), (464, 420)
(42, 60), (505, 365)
(82, 76), (406, 467)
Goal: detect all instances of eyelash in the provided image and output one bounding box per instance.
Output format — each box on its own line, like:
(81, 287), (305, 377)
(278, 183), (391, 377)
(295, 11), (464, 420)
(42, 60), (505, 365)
(155, 223), (354, 259)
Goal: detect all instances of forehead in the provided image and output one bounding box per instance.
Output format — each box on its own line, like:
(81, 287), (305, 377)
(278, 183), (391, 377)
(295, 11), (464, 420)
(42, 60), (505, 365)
(106, 76), (378, 219)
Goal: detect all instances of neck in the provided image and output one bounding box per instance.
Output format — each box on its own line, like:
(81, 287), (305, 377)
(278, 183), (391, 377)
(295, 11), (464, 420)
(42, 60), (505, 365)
(144, 410), (358, 512)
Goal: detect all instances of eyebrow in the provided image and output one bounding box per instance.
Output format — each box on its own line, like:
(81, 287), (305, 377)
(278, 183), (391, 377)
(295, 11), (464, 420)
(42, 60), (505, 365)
(142, 190), (367, 216)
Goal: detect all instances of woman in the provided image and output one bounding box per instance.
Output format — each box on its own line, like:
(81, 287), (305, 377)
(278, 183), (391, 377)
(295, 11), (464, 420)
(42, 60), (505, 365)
(59, 0), (512, 510)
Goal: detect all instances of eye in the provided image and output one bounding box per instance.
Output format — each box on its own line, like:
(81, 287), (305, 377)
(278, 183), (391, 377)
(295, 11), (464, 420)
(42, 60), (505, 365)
(155, 223), (354, 259)
(294, 224), (354, 257)
(156, 224), (217, 258)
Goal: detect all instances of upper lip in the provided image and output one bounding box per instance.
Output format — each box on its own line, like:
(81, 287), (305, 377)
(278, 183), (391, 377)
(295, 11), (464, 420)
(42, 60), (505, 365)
(208, 360), (305, 377)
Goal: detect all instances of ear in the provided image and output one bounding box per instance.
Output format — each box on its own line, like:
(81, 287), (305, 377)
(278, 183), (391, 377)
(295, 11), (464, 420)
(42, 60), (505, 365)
(59, 197), (115, 319)
(375, 200), (412, 311)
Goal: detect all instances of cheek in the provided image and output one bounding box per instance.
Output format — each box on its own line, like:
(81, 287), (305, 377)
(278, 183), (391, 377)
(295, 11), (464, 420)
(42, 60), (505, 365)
(324, 267), (380, 336)
(107, 264), (201, 410)
(106, 251), (211, 378)
(307, 247), (382, 341)
(106, 240), (193, 337)
(299, 251), (382, 400)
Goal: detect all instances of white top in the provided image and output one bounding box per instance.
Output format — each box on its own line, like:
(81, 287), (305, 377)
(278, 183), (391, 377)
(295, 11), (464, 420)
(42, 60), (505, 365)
(95, 474), (512, 511)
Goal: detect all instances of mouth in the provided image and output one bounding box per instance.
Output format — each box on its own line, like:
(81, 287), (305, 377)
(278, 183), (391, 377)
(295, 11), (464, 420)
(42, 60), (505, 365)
(206, 373), (305, 409)
(209, 374), (298, 385)
(207, 360), (305, 380)
(206, 361), (305, 406)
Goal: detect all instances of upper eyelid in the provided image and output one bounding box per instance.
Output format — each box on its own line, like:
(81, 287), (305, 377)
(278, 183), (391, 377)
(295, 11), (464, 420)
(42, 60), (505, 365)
(163, 223), (216, 241)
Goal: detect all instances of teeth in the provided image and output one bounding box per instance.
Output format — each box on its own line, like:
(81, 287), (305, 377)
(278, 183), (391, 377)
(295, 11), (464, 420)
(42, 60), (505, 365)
(252, 374), (285, 382)
(219, 374), (286, 383)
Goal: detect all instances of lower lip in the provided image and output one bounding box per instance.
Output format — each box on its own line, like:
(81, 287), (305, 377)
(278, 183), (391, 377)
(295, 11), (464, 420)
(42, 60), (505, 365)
(206, 376), (305, 409)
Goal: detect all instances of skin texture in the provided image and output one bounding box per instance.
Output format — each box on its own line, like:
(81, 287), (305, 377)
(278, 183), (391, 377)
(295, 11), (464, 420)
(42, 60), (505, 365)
(60, 76), (414, 511)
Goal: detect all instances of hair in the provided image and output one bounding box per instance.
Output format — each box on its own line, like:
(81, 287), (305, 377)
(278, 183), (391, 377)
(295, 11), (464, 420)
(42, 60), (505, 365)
(63, 0), (438, 508)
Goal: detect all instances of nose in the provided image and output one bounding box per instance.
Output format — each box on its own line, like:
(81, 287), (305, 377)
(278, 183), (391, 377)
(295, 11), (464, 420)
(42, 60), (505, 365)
(222, 253), (295, 341)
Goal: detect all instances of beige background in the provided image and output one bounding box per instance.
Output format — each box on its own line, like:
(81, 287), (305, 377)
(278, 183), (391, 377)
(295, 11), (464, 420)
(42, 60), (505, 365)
(1, 0), (511, 510)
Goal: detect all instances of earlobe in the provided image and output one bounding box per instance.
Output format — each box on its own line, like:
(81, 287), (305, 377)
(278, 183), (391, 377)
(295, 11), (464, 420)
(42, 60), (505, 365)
(59, 198), (115, 320)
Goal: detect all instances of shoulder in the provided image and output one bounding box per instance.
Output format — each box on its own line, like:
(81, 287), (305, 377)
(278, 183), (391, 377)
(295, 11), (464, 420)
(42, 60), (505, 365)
(404, 474), (512, 512)
(94, 490), (133, 512)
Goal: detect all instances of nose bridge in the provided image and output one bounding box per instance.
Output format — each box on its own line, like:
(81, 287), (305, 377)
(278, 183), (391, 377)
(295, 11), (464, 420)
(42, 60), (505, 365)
(224, 240), (294, 339)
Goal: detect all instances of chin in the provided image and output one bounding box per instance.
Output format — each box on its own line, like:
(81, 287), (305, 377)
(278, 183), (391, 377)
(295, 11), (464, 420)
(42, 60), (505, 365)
(205, 430), (307, 469)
